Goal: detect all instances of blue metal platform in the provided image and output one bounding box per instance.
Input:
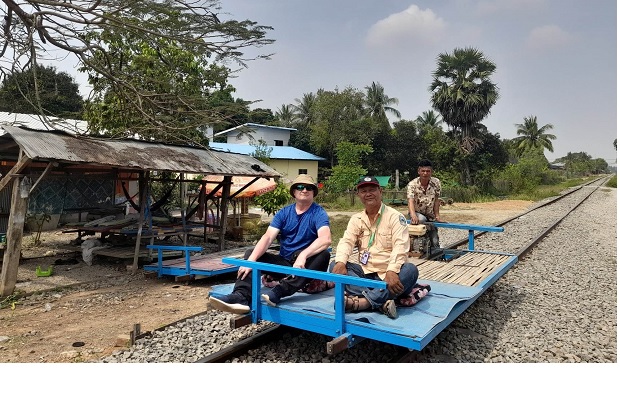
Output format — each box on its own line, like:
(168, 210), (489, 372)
(209, 222), (519, 353)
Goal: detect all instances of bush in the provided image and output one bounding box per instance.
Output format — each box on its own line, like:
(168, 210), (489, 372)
(442, 186), (482, 203)
(253, 182), (291, 216)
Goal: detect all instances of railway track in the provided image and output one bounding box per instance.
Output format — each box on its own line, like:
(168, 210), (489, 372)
(190, 175), (612, 363)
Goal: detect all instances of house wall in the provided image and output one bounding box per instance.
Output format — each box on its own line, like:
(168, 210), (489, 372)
(270, 160), (319, 183)
(227, 126), (290, 146)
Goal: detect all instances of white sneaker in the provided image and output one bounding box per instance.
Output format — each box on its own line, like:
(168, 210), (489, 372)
(208, 295), (250, 314)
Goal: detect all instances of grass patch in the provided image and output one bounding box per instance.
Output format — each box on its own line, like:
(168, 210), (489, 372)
(329, 215), (352, 244)
(606, 175), (617, 188)
(508, 175), (602, 202)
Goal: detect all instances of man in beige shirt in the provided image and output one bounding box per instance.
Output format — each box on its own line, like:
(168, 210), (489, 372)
(330, 176), (419, 319)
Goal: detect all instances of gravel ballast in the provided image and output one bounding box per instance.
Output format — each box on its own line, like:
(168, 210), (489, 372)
(100, 185), (617, 364)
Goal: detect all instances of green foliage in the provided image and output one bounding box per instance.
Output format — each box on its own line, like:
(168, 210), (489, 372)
(606, 175), (617, 188)
(430, 47), (499, 153)
(83, 31), (233, 144)
(328, 215), (353, 244)
(493, 157), (545, 195)
(77, 2), (274, 144)
(512, 115), (556, 157)
(2, 1), (275, 143)
(364, 81), (401, 122)
(310, 87), (370, 166)
(250, 139), (273, 164)
(370, 120), (420, 175)
(429, 47), (499, 185)
(150, 172), (181, 210)
(324, 142), (372, 198)
(554, 152), (602, 177)
(441, 186), (483, 203)
(0, 65), (84, 118)
(253, 182), (291, 216)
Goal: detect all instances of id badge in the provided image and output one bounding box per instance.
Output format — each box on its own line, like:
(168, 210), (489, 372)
(360, 250), (370, 265)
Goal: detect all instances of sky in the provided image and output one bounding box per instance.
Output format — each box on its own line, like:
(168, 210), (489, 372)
(63, 0), (617, 166)
(218, 0), (618, 166)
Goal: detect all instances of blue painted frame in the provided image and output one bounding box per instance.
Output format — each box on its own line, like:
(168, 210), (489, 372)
(144, 244), (238, 278)
(218, 222), (517, 351)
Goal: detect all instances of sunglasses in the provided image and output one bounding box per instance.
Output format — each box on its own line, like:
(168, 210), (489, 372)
(294, 184), (315, 192)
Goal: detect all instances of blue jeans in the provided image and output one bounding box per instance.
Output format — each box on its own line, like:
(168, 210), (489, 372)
(328, 261), (418, 309)
(233, 249), (331, 300)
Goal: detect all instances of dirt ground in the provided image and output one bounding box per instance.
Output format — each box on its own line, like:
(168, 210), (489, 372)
(0, 199), (532, 363)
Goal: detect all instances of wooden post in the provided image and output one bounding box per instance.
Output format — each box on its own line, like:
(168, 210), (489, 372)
(395, 169), (400, 190)
(1, 176), (29, 296)
(217, 176), (232, 251)
(130, 171), (149, 272)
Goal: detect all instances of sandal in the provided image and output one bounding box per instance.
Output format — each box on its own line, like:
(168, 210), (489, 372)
(381, 299), (398, 319)
(344, 295), (360, 312)
(344, 295), (371, 313)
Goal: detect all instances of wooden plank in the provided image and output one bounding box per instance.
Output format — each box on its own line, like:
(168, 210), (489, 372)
(0, 176), (29, 296)
(0, 155), (31, 192)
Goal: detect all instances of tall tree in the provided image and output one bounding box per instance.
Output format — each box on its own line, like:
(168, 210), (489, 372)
(381, 120), (425, 177)
(248, 108), (277, 125)
(289, 92), (316, 152)
(512, 115), (557, 158)
(274, 104), (295, 127)
(0, 65), (83, 118)
(1, 1), (274, 138)
(310, 87), (369, 166)
(364, 81), (401, 124)
(325, 141), (372, 205)
(429, 47), (499, 185)
(292, 92), (316, 128)
(415, 110), (443, 135)
(84, 31), (238, 144)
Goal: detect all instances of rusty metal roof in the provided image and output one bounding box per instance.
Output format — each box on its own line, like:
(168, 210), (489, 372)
(0, 125), (281, 178)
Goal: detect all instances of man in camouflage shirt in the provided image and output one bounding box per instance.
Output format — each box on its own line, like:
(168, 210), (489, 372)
(406, 159), (443, 224)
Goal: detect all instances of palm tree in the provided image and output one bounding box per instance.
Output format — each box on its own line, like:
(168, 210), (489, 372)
(415, 110), (443, 135)
(364, 81), (401, 121)
(275, 104), (295, 127)
(292, 92), (316, 128)
(429, 47), (499, 185)
(513, 116), (557, 157)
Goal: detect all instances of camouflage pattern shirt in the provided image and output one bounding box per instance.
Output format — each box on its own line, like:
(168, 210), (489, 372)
(406, 177), (441, 220)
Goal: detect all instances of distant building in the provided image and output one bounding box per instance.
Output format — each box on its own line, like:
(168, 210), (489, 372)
(549, 162), (565, 170)
(212, 123), (295, 146)
(209, 143), (325, 184)
(210, 123), (325, 183)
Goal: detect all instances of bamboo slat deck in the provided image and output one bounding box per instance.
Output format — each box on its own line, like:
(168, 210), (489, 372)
(333, 248), (509, 287)
(414, 252), (513, 287)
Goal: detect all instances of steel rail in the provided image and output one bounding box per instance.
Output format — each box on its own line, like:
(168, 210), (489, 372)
(391, 175), (610, 362)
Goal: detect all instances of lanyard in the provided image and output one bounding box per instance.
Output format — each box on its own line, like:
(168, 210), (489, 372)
(367, 204), (385, 248)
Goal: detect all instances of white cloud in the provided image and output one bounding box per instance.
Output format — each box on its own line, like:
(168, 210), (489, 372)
(526, 25), (572, 50)
(365, 5), (446, 48)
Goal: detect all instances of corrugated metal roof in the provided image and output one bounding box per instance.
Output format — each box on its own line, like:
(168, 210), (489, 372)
(209, 143), (326, 161)
(0, 112), (88, 135)
(0, 125), (281, 178)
